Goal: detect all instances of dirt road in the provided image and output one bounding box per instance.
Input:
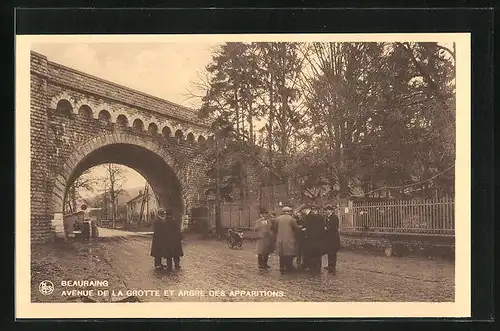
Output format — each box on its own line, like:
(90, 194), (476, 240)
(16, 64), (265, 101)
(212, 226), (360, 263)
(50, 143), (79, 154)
(31, 230), (454, 303)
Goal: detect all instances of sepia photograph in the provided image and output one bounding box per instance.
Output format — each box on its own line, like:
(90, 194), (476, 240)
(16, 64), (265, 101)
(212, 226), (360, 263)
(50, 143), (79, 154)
(16, 33), (470, 318)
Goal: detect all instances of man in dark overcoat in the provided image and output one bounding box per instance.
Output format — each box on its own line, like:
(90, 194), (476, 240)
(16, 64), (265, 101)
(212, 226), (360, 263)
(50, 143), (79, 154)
(323, 204), (341, 274)
(150, 208), (184, 271)
(293, 204), (308, 269)
(302, 204), (327, 274)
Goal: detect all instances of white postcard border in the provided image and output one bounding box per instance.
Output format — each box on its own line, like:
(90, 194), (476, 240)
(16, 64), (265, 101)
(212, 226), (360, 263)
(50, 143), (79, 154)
(15, 33), (471, 319)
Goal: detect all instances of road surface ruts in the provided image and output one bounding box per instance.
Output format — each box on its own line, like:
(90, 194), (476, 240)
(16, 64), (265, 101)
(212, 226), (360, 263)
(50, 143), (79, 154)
(97, 235), (454, 302)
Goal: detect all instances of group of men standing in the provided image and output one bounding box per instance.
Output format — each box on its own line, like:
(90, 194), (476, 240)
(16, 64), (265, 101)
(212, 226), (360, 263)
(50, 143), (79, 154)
(254, 203), (341, 275)
(149, 203), (341, 275)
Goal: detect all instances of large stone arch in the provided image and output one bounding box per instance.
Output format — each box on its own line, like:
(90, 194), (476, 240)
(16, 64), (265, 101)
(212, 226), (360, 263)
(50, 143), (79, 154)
(51, 133), (189, 226)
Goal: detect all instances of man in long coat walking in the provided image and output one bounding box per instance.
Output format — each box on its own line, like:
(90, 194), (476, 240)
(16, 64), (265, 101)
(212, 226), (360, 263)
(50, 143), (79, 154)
(274, 205), (299, 273)
(254, 207), (274, 269)
(323, 204), (341, 274)
(150, 208), (184, 272)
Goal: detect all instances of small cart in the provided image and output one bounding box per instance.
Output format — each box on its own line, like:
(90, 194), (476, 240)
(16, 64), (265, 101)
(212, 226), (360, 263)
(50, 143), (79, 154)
(63, 206), (100, 239)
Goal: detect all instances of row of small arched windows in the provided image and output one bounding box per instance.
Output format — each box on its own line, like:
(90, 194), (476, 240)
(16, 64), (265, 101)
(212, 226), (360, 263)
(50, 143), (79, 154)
(55, 99), (213, 144)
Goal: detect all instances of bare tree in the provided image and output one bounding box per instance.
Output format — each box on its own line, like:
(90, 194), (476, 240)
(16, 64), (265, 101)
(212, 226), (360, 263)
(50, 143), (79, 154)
(101, 163), (127, 228)
(299, 42), (456, 198)
(65, 169), (97, 213)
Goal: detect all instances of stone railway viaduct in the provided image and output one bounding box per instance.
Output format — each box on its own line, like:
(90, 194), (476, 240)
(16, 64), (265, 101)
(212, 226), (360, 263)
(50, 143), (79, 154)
(30, 51), (260, 244)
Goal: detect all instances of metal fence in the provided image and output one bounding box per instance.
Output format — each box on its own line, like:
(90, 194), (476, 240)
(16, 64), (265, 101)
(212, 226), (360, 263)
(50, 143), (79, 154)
(338, 197), (455, 236)
(205, 197), (455, 236)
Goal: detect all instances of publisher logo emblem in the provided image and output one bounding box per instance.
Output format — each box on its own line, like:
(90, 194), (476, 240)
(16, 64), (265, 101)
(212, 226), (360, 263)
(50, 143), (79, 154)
(39, 280), (54, 295)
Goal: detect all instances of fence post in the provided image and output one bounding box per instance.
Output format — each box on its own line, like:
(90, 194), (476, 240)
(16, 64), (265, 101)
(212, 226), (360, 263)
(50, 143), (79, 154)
(348, 200), (354, 228)
(239, 208), (242, 229)
(446, 196), (451, 233)
(248, 205), (251, 228)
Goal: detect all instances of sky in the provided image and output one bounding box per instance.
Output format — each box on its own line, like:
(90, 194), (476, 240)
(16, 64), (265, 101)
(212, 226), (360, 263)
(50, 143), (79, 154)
(32, 42), (221, 194)
(31, 42), (220, 108)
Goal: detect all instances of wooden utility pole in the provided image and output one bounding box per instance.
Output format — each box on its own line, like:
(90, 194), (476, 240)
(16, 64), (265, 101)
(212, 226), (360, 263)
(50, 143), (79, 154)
(109, 164), (115, 229)
(103, 182), (108, 220)
(215, 137), (222, 239)
(146, 186), (149, 223)
(139, 183), (148, 225)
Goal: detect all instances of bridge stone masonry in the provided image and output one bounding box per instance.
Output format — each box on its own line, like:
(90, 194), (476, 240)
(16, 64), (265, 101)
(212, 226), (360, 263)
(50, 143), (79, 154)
(29, 51), (261, 244)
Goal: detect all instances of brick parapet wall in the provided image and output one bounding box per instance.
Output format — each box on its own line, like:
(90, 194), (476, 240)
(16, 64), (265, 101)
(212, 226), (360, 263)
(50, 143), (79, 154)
(42, 54), (210, 128)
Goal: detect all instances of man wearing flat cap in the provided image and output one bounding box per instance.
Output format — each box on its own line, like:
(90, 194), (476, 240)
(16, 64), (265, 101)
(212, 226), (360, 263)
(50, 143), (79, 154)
(274, 204), (299, 273)
(150, 208), (184, 271)
(323, 204), (341, 274)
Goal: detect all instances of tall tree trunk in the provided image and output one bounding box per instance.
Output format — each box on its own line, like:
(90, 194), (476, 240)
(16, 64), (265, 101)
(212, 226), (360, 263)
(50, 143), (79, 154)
(244, 163), (249, 199)
(248, 103), (254, 145)
(235, 88), (240, 135)
(259, 184), (263, 208)
(279, 65), (290, 200)
(269, 118), (275, 206)
(268, 54), (275, 207)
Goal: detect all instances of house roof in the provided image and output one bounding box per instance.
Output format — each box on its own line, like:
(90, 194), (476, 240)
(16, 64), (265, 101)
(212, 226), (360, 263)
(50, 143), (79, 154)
(127, 193), (144, 205)
(126, 191), (157, 205)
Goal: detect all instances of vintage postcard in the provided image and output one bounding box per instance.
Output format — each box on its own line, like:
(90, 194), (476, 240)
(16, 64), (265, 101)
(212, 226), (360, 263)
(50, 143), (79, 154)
(15, 33), (471, 318)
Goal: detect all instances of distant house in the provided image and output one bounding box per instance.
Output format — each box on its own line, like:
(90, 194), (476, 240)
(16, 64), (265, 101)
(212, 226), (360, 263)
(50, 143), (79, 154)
(126, 189), (158, 224)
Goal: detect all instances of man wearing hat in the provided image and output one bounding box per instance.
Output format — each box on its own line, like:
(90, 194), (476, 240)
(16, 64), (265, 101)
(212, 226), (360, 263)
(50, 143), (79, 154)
(323, 204), (341, 274)
(274, 205), (300, 273)
(253, 207), (275, 269)
(150, 208), (184, 271)
(293, 203), (309, 269)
